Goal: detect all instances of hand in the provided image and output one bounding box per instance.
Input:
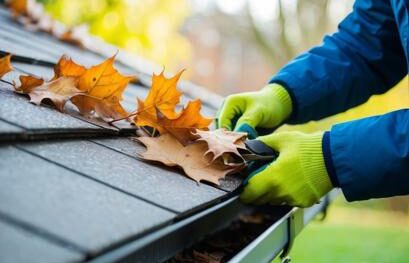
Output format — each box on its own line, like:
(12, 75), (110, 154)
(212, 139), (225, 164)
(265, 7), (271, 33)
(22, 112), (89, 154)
(241, 131), (333, 207)
(217, 84), (292, 138)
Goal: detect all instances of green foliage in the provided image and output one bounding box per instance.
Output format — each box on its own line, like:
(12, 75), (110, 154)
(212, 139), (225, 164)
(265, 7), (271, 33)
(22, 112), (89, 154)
(275, 223), (409, 263)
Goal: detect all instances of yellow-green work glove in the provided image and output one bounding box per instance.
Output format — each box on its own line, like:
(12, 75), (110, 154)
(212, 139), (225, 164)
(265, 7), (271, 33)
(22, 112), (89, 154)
(241, 131), (333, 207)
(217, 84), (292, 137)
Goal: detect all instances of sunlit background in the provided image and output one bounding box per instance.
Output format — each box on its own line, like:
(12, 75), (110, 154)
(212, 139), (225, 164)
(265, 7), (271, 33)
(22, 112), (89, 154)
(38, 0), (408, 262)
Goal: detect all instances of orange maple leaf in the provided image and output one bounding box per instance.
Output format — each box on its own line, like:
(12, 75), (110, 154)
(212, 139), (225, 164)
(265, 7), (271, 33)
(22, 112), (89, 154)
(0, 54), (13, 78)
(157, 99), (212, 144)
(134, 70), (183, 129)
(6, 0), (28, 17)
(69, 55), (135, 119)
(53, 55), (86, 80)
(15, 76), (83, 111)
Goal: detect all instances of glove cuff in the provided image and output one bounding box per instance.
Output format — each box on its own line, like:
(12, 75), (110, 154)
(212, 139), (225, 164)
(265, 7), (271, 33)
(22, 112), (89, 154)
(298, 132), (333, 200)
(262, 84), (293, 126)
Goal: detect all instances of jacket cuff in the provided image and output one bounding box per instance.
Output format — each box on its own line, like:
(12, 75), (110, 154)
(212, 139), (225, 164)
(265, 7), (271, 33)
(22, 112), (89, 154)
(322, 131), (339, 187)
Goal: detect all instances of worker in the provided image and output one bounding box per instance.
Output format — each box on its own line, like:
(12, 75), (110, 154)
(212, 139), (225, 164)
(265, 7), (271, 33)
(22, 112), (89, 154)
(217, 0), (409, 207)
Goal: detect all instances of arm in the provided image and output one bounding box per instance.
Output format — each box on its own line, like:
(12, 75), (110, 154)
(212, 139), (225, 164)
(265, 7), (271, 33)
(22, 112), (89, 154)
(324, 109), (409, 201)
(270, 0), (407, 124)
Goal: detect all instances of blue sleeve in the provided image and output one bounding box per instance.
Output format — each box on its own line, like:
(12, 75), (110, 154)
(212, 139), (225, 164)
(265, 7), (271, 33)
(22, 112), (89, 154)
(323, 109), (409, 201)
(269, 0), (407, 124)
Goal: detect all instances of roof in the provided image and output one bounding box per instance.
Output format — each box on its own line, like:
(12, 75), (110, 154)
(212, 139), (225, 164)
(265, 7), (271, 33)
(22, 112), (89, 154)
(0, 4), (245, 262)
(0, 4), (338, 263)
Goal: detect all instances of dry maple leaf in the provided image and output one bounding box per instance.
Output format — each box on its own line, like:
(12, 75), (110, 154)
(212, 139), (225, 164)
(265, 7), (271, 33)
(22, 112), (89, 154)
(58, 29), (84, 48)
(53, 55), (86, 80)
(6, 0), (29, 17)
(134, 70), (183, 129)
(137, 133), (242, 185)
(7, 0), (57, 34)
(0, 54), (13, 78)
(195, 129), (247, 161)
(156, 99), (212, 144)
(15, 76), (83, 111)
(70, 55), (134, 119)
(13, 75), (44, 93)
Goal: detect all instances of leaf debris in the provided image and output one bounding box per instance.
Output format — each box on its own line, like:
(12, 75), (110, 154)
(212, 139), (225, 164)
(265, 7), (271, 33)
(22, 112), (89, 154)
(0, 54), (13, 78)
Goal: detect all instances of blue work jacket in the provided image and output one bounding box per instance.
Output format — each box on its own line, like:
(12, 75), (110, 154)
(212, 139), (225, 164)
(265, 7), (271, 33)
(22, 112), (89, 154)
(270, 0), (409, 201)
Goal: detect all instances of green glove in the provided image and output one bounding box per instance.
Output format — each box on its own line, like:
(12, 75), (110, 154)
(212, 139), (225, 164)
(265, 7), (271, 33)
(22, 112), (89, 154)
(217, 84), (292, 135)
(241, 131), (333, 207)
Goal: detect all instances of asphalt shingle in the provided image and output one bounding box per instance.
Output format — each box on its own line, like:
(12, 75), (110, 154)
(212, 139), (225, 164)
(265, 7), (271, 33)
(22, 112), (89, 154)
(0, 145), (175, 254)
(0, 219), (83, 263)
(18, 139), (226, 213)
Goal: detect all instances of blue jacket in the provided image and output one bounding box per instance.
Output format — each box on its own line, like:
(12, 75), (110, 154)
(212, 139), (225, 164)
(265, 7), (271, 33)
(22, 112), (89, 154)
(270, 0), (409, 201)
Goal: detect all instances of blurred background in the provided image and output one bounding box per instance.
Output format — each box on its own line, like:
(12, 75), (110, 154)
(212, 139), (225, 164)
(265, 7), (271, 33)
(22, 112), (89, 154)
(38, 0), (408, 262)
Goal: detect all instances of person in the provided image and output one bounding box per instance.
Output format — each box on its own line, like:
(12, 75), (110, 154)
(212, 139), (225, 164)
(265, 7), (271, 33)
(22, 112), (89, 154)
(217, 0), (409, 207)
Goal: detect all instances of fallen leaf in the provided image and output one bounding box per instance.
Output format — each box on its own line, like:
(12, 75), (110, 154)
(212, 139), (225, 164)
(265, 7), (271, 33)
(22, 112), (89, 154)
(58, 29), (84, 48)
(72, 94), (128, 120)
(192, 251), (224, 263)
(7, 0), (85, 47)
(195, 129), (247, 160)
(7, 0), (58, 34)
(0, 54), (13, 78)
(157, 99), (212, 144)
(13, 75), (44, 93)
(71, 55), (134, 119)
(16, 76), (83, 111)
(134, 70), (183, 129)
(6, 0), (29, 17)
(53, 55), (86, 80)
(137, 133), (242, 185)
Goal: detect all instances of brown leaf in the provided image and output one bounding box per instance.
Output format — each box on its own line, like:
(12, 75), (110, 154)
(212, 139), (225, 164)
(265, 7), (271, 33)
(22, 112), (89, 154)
(192, 251), (224, 263)
(71, 55), (134, 119)
(157, 99), (212, 144)
(134, 70), (183, 129)
(195, 129), (247, 160)
(0, 54), (13, 78)
(137, 133), (242, 185)
(14, 75), (44, 93)
(59, 29), (84, 48)
(16, 76), (83, 111)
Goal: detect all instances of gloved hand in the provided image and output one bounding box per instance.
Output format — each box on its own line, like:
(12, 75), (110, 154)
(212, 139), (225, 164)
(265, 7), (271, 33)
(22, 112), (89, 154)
(217, 84), (292, 138)
(241, 131), (333, 207)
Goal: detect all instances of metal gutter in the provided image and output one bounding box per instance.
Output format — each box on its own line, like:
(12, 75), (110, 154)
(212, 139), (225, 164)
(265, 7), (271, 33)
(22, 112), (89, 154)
(88, 197), (251, 263)
(228, 189), (339, 263)
(89, 190), (338, 263)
